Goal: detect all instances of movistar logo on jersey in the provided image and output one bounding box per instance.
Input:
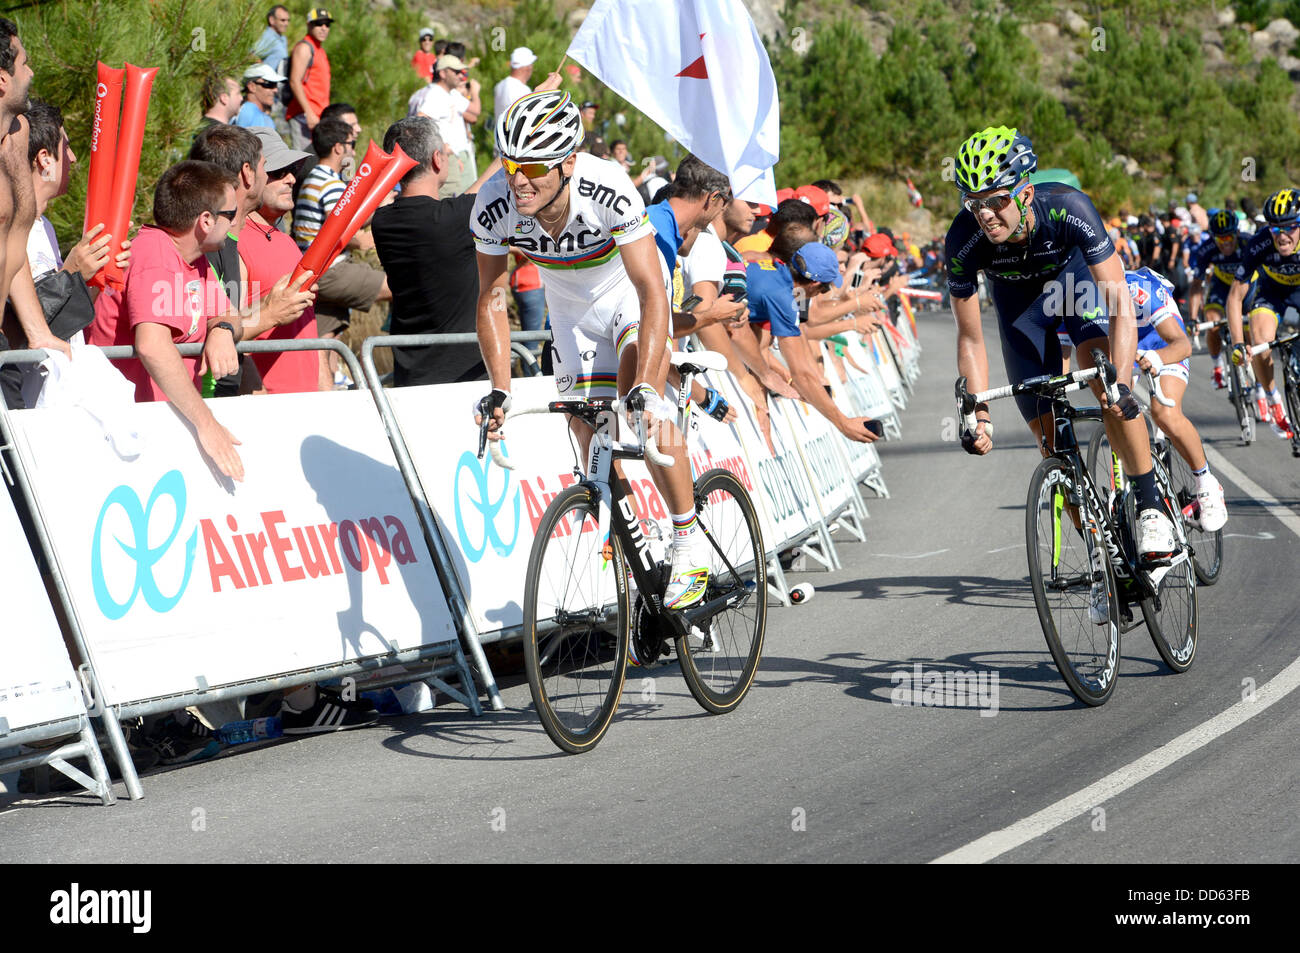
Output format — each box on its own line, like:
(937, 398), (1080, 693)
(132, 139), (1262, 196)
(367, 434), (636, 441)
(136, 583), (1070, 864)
(1049, 208), (1066, 222)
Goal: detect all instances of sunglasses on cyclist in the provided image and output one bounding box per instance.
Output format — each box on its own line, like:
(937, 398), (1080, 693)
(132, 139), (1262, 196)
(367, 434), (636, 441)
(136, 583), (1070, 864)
(502, 156), (563, 179)
(1269, 224), (1300, 235)
(961, 180), (1028, 215)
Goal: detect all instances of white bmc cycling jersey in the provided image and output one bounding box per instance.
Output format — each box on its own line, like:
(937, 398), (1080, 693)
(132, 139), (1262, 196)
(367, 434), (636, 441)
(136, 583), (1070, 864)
(472, 153), (658, 395)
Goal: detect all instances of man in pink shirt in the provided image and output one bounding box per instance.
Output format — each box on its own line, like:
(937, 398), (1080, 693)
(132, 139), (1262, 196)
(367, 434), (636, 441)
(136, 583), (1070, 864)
(239, 127), (320, 393)
(89, 160), (246, 480)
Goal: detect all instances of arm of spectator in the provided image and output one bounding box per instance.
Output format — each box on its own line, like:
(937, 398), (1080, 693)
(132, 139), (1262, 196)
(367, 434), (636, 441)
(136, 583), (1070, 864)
(461, 79), (482, 123)
(62, 223), (114, 283)
(238, 270), (316, 340)
(288, 43), (317, 128)
(9, 265), (71, 359)
(673, 281), (747, 336)
(135, 322), (244, 481)
(466, 156), (503, 196)
(777, 332), (878, 442)
(533, 71), (563, 93)
(725, 322), (799, 398)
(851, 194), (869, 230)
(807, 288), (866, 326)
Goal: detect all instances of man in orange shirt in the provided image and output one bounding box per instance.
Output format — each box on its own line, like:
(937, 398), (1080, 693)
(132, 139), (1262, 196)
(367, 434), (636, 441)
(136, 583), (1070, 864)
(285, 8), (332, 152)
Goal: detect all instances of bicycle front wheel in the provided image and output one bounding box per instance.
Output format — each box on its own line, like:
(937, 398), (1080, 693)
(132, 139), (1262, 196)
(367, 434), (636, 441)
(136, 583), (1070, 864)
(1283, 351), (1300, 458)
(674, 469), (767, 714)
(522, 483), (629, 754)
(1164, 442), (1223, 586)
(1232, 363), (1256, 443)
(1026, 457), (1121, 705)
(1139, 460), (1198, 673)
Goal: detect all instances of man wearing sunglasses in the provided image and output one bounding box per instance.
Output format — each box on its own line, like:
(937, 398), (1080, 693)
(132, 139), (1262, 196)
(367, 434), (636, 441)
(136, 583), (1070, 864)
(946, 125), (1178, 566)
(233, 64), (281, 130)
(409, 53), (481, 199)
(1226, 187), (1300, 438)
(471, 90), (713, 611)
(1188, 208), (1255, 390)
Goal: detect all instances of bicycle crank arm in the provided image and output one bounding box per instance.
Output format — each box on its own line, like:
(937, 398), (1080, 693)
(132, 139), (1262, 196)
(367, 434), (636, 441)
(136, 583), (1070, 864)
(672, 582), (756, 628)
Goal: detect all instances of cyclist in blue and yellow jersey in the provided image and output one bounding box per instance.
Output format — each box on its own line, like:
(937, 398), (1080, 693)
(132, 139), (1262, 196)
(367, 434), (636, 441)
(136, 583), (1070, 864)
(946, 126), (1177, 564)
(1189, 208), (1256, 390)
(1227, 187), (1300, 439)
(471, 90), (709, 610)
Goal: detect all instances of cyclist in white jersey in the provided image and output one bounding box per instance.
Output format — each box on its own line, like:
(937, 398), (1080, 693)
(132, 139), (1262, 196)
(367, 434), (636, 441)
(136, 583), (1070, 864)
(471, 90), (710, 609)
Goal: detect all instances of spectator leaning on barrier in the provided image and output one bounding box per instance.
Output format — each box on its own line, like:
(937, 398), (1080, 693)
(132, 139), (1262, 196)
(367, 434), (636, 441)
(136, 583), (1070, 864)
(744, 226), (880, 445)
(285, 8), (332, 152)
(293, 118), (391, 388)
(412, 27), (438, 82)
(372, 117), (502, 386)
(253, 5), (291, 75)
(493, 47), (536, 130)
(240, 127), (319, 394)
(409, 54), (481, 198)
(2, 99), (132, 408)
(233, 64), (281, 130)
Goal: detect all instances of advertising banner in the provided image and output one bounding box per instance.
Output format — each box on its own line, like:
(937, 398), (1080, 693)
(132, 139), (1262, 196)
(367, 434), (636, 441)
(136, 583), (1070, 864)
(7, 391), (456, 705)
(0, 492), (86, 733)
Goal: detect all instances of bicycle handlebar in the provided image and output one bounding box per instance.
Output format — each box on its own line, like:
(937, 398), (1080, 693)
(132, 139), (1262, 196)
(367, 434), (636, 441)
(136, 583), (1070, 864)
(955, 362), (1107, 435)
(485, 398), (675, 471)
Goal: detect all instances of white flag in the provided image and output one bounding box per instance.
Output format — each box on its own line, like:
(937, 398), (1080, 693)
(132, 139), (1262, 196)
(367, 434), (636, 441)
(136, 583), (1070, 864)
(568, 0), (779, 205)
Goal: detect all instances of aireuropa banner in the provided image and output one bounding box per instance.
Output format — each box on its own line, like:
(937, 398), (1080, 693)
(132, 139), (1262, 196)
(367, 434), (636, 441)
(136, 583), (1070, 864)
(6, 392), (456, 705)
(0, 491), (86, 734)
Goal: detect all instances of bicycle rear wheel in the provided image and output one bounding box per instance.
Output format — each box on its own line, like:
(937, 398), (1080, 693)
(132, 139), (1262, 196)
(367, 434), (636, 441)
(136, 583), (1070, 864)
(1026, 457), (1121, 705)
(1282, 350), (1300, 457)
(1139, 459), (1198, 673)
(674, 469), (767, 714)
(1163, 442), (1223, 585)
(522, 483), (629, 754)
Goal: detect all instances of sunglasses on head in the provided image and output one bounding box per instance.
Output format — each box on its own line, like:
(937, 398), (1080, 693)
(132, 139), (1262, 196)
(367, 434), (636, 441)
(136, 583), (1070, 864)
(961, 180), (1028, 215)
(502, 155), (563, 179)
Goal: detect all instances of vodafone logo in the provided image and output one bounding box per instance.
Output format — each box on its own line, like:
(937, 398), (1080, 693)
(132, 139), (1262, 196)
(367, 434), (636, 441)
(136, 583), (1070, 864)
(96, 82), (108, 98)
(357, 162), (372, 177)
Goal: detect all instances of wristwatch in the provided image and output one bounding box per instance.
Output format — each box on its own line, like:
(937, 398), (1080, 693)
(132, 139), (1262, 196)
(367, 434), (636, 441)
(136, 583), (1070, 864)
(212, 321), (236, 336)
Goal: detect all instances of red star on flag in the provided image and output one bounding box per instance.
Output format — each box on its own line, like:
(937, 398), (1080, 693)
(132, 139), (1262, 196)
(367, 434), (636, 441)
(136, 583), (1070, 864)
(677, 34), (708, 79)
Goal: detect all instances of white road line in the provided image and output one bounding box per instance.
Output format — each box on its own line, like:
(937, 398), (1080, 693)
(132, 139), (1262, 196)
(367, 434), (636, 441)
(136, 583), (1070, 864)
(872, 549), (950, 559)
(1203, 445), (1300, 539)
(931, 448), (1300, 864)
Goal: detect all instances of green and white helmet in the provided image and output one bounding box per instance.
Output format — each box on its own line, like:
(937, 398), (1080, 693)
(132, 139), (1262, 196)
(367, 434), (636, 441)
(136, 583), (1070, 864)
(954, 126), (1037, 193)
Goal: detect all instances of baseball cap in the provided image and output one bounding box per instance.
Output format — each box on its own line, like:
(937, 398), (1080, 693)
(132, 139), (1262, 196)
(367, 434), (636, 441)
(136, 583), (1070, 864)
(418, 28), (434, 39)
(580, 101), (598, 110)
(307, 8), (333, 25)
(775, 187), (795, 205)
(795, 184), (830, 217)
(250, 127), (312, 173)
(435, 54), (467, 72)
(1186, 192), (1198, 204)
(510, 47), (538, 68)
(864, 233), (896, 258)
(242, 63), (283, 85)
(790, 241), (843, 287)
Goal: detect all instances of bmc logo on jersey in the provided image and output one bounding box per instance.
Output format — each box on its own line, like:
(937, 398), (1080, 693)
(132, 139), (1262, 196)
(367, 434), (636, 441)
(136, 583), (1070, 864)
(576, 177), (632, 216)
(476, 196), (509, 232)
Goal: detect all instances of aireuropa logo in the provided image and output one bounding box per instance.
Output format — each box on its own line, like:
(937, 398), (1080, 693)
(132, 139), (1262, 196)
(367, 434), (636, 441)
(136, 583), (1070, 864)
(453, 448), (519, 562)
(91, 471), (196, 620)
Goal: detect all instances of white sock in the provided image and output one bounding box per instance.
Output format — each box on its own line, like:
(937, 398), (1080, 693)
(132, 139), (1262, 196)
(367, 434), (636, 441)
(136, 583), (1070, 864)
(1269, 389), (1284, 406)
(670, 509), (699, 546)
(1211, 353), (1224, 369)
(1194, 467), (1218, 494)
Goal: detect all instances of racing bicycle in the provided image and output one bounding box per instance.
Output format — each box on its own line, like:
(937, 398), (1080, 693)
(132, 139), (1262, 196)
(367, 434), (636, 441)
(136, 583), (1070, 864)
(480, 352), (766, 753)
(956, 350), (1197, 706)
(1086, 367), (1223, 586)
(1194, 313), (1263, 445)
(1241, 327), (1300, 457)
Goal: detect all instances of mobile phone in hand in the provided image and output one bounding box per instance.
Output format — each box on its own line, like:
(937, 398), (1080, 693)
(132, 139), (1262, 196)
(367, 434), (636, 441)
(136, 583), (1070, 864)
(865, 419), (885, 438)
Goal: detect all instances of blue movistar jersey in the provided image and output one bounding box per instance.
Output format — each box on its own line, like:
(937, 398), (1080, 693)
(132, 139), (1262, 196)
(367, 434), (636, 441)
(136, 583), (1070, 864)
(944, 182), (1114, 303)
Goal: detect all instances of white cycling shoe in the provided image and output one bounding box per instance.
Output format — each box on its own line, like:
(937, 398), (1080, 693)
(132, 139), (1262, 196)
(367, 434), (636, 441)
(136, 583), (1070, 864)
(664, 538), (710, 611)
(1192, 483), (1228, 533)
(1137, 508), (1177, 564)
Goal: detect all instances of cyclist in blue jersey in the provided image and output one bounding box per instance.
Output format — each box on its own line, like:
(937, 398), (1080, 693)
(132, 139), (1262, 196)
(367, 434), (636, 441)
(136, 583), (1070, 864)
(1189, 208), (1255, 390)
(946, 126), (1177, 563)
(1125, 268), (1228, 531)
(1227, 187), (1300, 439)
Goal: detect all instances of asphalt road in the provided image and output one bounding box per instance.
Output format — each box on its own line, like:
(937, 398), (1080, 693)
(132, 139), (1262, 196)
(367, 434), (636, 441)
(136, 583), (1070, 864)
(3, 308), (1298, 865)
